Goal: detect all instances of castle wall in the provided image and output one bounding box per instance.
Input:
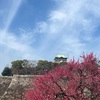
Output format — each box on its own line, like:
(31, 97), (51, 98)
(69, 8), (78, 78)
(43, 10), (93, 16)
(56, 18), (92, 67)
(0, 75), (40, 100)
(0, 76), (12, 98)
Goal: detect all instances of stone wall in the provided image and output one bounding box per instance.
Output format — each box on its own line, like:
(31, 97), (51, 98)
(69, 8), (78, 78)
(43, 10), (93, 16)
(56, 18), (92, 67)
(0, 75), (39, 100)
(0, 76), (12, 98)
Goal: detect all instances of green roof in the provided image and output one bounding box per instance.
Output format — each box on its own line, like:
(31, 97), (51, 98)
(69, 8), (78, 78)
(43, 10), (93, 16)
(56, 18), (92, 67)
(56, 54), (66, 58)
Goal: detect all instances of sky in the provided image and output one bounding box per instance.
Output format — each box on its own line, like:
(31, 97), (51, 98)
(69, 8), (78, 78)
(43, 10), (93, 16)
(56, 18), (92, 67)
(0, 0), (100, 74)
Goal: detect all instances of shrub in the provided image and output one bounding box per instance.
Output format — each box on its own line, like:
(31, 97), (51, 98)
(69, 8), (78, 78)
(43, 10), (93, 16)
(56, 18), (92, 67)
(2, 67), (12, 76)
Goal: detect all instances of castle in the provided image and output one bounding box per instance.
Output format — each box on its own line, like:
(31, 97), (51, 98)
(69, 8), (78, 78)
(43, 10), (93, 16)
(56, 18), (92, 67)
(54, 54), (67, 63)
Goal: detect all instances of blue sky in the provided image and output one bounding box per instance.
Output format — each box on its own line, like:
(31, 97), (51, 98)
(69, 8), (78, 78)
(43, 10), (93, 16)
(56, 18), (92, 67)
(0, 0), (100, 73)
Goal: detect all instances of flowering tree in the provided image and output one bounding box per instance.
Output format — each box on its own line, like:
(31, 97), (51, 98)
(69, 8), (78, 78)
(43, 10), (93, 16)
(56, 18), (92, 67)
(26, 53), (100, 100)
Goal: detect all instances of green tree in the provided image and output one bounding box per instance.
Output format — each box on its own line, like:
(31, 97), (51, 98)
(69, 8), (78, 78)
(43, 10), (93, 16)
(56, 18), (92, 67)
(2, 67), (12, 76)
(11, 59), (36, 75)
(35, 60), (57, 74)
(11, 60), (23, 75)
(11, 60), (23, 68)
(22, 59), (35, 75)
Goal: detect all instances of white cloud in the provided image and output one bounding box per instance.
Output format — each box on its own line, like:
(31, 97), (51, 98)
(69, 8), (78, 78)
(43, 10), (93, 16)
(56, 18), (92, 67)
(4, 0), (22, 32)
(0, 29), (40, 74)
(0, 0), (38, 74)
(36, 0), (100, 59)
(49, 11), (66, 21)
(0, 0), (100, 74)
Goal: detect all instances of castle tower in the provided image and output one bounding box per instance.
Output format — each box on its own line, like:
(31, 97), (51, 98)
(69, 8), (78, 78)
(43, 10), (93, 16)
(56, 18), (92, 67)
(54, 54), (67, 63)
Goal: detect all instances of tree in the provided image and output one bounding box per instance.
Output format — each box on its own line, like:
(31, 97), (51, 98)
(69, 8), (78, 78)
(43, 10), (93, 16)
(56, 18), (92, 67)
(11, 60), (23, 69)
(11, 59), (36, 75)
(35, 60), (57, 75)
(11, 60), (23, 75)
(22, 59), (35, 75)
(26, 53), (100, 100)
(2, 67), (12, 76)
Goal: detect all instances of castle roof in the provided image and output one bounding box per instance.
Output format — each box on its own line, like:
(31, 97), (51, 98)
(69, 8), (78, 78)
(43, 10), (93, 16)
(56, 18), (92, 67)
(56, 54), (66, 58)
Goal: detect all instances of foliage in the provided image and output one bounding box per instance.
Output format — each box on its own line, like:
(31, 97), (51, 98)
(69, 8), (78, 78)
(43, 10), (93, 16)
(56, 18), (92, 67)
(2, 59), (57, 75)
(26, 53), (100, 100)
(35, 60), (57, 74)
(10, 60), (56, 75)
(2, 67), (12, 76)
(11, 60), (35, 75)
(11, 60), (23, 69)
(11, 60), (24, 75)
